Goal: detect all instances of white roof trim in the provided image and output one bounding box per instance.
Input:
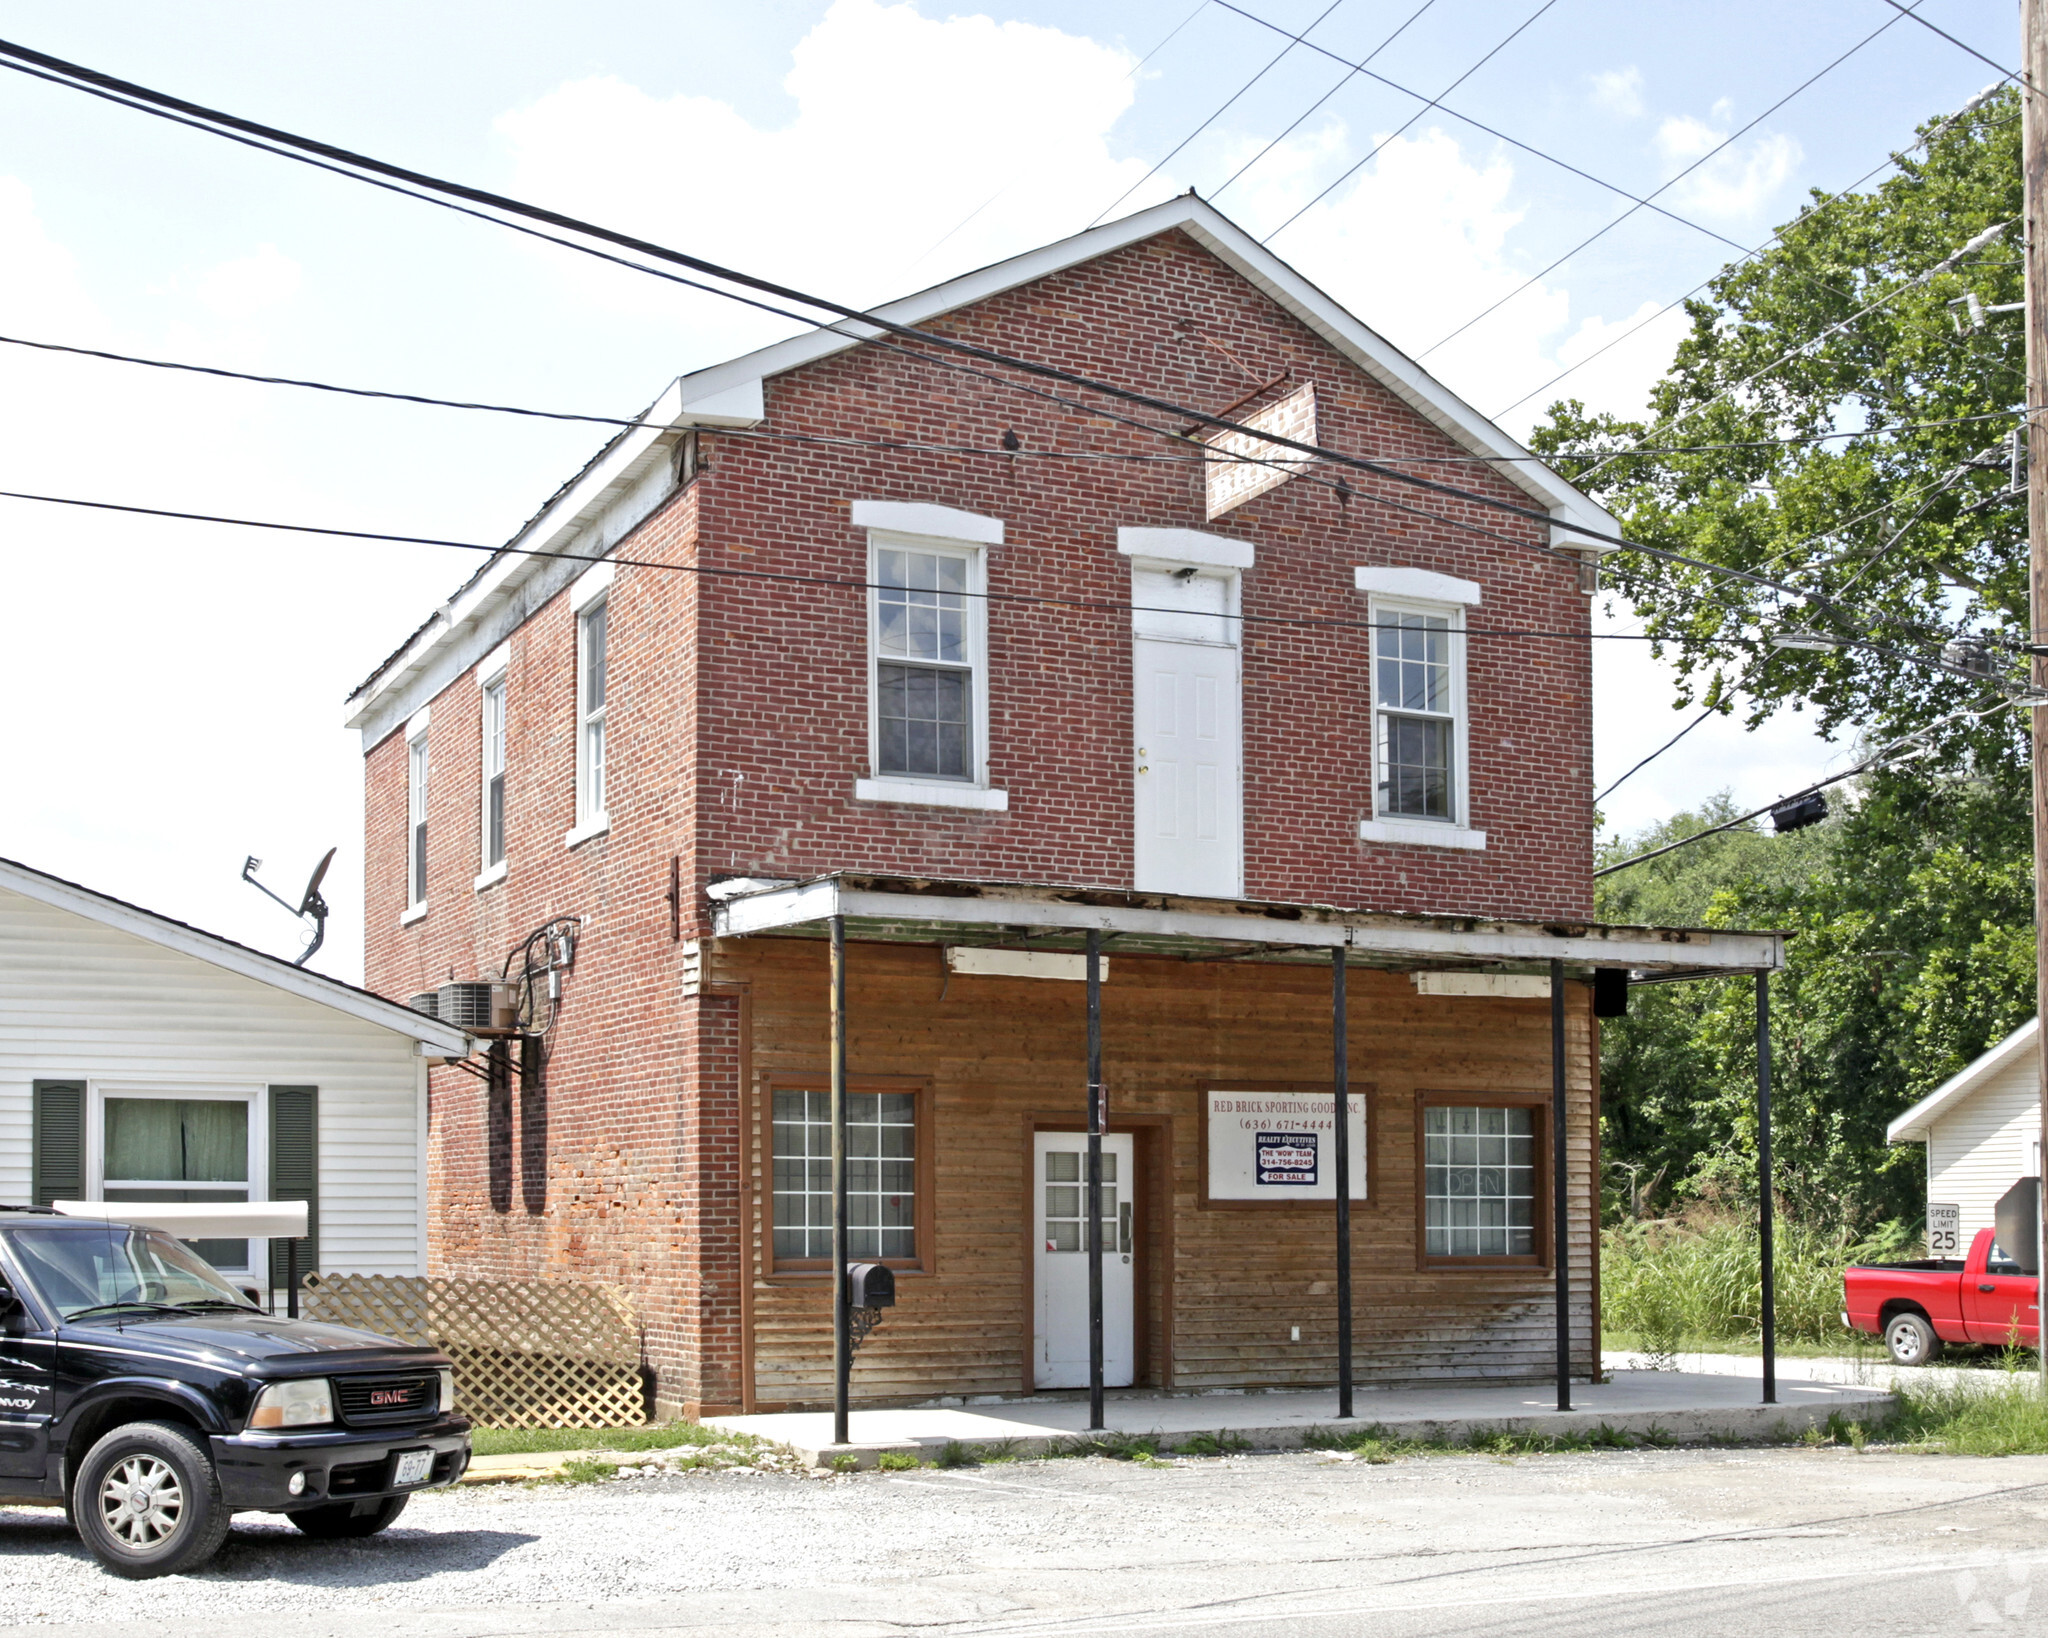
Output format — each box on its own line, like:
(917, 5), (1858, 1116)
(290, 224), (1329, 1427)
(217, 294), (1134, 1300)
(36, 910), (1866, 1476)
(1887, 1018), (2039, 1143)
(0, 857), (471, 1054)
(852, 500), (1005, 545)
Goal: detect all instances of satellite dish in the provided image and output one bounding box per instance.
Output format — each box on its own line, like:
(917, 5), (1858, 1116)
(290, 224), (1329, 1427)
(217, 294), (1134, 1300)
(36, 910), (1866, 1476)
(241, 848), (337, 967)
(298, 847), (336, 917)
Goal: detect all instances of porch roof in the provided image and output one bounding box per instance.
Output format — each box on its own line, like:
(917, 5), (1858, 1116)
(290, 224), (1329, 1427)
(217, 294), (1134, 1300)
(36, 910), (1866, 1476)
(708, 873), (1784, 979)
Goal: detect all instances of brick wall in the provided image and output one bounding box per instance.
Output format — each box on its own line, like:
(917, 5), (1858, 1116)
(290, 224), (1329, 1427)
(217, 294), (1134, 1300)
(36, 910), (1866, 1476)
(362, 227), (1595, 1411)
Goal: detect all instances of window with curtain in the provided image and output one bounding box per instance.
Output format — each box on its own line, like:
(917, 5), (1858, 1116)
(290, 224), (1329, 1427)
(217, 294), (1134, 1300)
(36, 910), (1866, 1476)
(1423, 1104), (1536, 1258)
(101, 1097), (251, 1270)
(771, 1090), (916, 1263)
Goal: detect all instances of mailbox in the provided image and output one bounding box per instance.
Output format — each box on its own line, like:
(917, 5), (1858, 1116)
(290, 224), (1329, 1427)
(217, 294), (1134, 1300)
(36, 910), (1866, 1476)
(846, 1263), (895, 1309)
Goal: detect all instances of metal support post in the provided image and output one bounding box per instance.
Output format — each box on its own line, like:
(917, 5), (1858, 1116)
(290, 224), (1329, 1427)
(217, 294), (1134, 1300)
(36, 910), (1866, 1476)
(1757, 970), (1777, 1405)
(1086, 927), (1106, 1432)
(287, 1237), (300, 1320)
(2023, 0), (2048, 1399)
(830, 915), (850, 1448)
(1551, 958), (1570, 1412)
(1333, 948), (1354, 1419)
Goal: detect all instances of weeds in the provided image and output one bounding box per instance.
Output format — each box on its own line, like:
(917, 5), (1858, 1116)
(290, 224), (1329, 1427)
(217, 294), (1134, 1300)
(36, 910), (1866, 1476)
(1886, 1376), (2048, 1455)
(1171, 1431), (1249, 1458)
(875, 1452), (923, 1471)
(474, 1422), (753, 1458)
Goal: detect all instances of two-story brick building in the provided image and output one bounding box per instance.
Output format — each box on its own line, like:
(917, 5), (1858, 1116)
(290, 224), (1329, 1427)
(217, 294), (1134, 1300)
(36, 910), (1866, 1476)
(346, 196), (1780, 1418)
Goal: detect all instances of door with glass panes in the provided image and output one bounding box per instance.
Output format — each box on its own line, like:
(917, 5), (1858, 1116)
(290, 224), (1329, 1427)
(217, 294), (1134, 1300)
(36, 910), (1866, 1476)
(1033, 1132), (1135, 1389)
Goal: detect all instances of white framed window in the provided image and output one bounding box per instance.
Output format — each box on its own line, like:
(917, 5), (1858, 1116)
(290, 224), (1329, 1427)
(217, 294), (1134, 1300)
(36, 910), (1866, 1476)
(90, 1084), (266, 1274)
(405, 725), (429, 918)
(479, 673), (507, 880)
(1362, 595), (1482, 848)
(574, 597), (608, 835)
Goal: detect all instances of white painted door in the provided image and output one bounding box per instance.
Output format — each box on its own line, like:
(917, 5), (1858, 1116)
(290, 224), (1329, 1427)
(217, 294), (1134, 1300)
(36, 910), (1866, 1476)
(1132, 634), (1243, 898)
(1034, 1132), (1136, 1390)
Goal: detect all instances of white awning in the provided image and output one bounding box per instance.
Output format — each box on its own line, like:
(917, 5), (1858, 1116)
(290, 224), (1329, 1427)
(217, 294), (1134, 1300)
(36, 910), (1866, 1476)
(54, 1201), (310, 1239)
(709, 873), (1785, 978)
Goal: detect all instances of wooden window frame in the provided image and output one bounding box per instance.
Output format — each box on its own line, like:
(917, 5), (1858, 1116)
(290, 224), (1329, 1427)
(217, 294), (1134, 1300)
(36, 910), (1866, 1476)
(866, 531), (989, 790)
(1368, 595), (1470, 829)
(1412, 1089), (1549, 1272)
(762, 1074), (934, 1280)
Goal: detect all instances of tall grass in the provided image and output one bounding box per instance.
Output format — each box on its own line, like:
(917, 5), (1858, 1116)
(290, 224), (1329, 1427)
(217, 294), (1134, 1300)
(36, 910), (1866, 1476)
(1889, 1370), (2048, 1454)
(1602, 1214), (1914, 1350)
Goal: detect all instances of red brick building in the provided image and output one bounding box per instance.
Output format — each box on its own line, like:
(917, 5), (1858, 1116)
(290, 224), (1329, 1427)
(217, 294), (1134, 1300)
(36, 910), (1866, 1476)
(348, 198), (1778, 1417)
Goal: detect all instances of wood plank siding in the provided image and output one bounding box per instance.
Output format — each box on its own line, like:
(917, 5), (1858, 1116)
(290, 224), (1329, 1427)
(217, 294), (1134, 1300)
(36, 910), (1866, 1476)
(0, 883), (426, 1275)
(718, 937), (1597, 1409)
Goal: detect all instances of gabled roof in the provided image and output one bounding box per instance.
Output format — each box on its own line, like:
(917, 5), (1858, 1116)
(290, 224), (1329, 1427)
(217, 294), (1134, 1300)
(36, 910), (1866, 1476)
(346, 193), (1618, 731)
(0, 854), (471, 1054)
(1887, 1018), (2039, 1143)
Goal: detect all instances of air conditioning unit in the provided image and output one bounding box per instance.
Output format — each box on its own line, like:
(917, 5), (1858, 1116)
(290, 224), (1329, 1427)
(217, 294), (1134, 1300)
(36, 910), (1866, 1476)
(436, 981), (521, 1034)
(407, 992), (440, 1018)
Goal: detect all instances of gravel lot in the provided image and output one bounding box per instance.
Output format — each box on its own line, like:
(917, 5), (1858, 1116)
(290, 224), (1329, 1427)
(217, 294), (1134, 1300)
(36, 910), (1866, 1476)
(4, 1446), (2048, 1637)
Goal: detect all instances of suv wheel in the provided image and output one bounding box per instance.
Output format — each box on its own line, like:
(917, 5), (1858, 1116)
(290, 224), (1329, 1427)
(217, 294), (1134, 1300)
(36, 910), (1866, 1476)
(287, 1494), (410, 1539)
(72, 1420), (231, 1579)
(1885, 1309), (1943, 1367)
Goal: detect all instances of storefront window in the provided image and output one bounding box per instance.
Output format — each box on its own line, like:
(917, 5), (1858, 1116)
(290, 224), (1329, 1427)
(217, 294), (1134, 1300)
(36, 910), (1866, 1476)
(772, 1090), (916, 1263)
(1423, 1104), (1535, 1258)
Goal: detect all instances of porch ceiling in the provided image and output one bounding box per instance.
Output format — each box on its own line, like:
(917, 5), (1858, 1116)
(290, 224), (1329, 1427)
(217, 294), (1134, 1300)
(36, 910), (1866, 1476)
(708, 873), (1784, 979)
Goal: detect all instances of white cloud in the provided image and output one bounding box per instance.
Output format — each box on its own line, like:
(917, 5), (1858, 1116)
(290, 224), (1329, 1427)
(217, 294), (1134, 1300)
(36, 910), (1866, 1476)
(1589, 67), (1645, 119)
(1655, 114), (1800, 220)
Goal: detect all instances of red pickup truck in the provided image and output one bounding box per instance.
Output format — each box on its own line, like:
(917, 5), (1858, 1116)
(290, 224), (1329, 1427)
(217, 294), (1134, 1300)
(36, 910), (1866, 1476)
(1843, 1228), (2040, 1364)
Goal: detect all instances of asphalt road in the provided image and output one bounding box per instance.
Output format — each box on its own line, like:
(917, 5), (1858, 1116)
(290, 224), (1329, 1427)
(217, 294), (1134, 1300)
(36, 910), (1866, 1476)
(2, 1446), (2045, 1637)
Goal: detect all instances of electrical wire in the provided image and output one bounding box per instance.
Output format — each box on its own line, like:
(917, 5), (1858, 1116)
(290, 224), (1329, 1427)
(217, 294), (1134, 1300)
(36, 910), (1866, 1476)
(1213, 0), (1757, 258)
(1878, 0), (2036, 96)
(1210, 0), (1438, 202)
(1491, 84), (2015, 419)
(1087, 0), (1348, 228)
(11, 325), (2023, 467)
(1262, 0), (1564, 244)
(0, 34), (2015, 692)
(1594, 695), (2024, 876)
(1417, 1), (1924, 360)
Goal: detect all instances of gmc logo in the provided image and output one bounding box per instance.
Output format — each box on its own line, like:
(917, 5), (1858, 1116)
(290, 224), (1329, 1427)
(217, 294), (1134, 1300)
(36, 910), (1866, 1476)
(370, 1388), (416, 1407)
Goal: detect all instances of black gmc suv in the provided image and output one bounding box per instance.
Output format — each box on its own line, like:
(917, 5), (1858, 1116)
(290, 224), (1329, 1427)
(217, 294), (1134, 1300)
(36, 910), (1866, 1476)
(0, 1211), (470, 1577)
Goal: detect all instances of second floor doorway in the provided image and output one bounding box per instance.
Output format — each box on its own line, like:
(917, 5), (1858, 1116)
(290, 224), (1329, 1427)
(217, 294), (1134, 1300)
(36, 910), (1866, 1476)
(1130, 566), (1243, 898)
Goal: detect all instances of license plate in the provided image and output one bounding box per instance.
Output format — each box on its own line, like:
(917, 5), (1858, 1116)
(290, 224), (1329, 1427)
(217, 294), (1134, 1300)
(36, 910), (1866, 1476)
(392, 1449), (434, 1487)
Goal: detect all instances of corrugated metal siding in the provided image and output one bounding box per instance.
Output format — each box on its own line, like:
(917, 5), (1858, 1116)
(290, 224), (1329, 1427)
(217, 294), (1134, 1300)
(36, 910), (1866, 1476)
(1927, 1048), (2041, 1245)
(0, 884), (423, 1274)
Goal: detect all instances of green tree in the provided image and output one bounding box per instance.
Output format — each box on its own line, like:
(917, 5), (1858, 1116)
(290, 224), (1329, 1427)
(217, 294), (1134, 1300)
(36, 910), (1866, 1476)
(1535, 90), (2026, 775)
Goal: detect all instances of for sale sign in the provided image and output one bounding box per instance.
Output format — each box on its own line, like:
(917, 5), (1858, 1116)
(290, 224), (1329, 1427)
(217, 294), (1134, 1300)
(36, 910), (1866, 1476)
(1927, 1201), (1961, 1257)
(1206, 1092), (1366, 1201)
(1255, 1131), (1318, 1186)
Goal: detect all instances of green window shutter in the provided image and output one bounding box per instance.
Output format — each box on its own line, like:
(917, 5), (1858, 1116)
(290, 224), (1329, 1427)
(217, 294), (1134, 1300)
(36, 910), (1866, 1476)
(31, 1081), (85, 1208)
(268, 1085), (319, 1289)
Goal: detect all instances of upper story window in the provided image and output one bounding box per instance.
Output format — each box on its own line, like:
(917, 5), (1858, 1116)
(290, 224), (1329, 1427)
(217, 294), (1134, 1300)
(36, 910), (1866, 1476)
(405, 723), (429, 914)
(480, 674), (507, 873)
(576, 598), (608, 825)
(1374, 606), (1458, 822)
(874, 545), (975, 781)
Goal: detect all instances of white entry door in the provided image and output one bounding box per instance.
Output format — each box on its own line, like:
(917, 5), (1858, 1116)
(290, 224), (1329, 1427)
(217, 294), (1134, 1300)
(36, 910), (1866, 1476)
(1034, 1132), (1136, 1390)
(1132, 634), (1243, 898)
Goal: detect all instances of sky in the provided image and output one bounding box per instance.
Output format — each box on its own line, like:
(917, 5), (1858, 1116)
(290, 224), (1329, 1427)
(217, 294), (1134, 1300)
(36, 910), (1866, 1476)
(0, 0), (2018, 982)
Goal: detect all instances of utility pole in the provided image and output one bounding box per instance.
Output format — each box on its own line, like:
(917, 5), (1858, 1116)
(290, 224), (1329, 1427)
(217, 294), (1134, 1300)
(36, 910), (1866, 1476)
(2026, 0), (2048, 1396)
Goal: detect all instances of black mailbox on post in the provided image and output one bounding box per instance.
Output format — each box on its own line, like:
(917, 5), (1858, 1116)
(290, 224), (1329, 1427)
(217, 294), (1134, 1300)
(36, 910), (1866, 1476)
(846, 1263), (895, 1309)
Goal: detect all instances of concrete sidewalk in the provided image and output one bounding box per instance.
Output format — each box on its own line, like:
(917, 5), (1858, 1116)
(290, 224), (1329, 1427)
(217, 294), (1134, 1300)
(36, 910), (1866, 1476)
(707, 1367), (1894, 1468)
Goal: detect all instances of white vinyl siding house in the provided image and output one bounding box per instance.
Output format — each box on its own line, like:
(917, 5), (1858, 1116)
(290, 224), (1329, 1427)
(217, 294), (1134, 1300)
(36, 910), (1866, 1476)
(0, 858), (468, 1280)
(1888, 1019), (2042, 1248)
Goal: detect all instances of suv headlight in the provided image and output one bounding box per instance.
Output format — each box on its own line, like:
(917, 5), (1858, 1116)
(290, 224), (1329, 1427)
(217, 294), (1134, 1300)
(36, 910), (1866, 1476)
(248, 1378), (333, 1430)
(438, 1368), (457, 1414)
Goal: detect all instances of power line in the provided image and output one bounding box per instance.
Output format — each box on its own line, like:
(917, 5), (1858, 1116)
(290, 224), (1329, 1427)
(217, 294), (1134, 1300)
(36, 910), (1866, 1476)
(12, 326), (2022, 467)
(1087, 0), (1348, 228)
(1490, 83), (2014, 420)
(1417, 2), (1922, 360)
(1213, 0), (1756, 258)
(1262, 0), (1564, 244)
(1210, 0), (1439, 203)
(1879, 0), (2036, 95)
(0, 33), (2015, 693)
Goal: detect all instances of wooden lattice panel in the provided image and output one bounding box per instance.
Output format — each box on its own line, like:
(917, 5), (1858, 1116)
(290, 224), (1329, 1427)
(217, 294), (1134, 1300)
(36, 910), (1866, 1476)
(303, 1273), (646, 1429)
